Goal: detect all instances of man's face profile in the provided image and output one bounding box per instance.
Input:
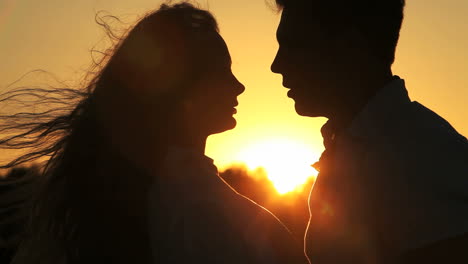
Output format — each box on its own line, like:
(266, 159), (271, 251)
(271, 7), (350, 118)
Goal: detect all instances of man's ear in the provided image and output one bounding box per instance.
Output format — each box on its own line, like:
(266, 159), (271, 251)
(334, 26), (371, 60)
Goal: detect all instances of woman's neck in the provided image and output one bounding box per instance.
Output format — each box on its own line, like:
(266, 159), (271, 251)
(169, 133), (207, 155)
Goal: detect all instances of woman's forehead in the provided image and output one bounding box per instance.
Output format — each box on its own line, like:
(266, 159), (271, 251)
(191, 32), (231, 66)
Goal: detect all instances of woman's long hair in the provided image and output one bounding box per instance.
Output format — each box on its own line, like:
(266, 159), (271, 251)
(0, 3), (219, 263)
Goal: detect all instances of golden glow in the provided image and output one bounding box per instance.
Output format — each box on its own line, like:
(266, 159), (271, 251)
(233, 138), (319, 194)
(1, 0), (467, 195)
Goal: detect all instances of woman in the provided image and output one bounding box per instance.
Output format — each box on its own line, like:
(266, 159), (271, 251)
(2, 3), (307, 263)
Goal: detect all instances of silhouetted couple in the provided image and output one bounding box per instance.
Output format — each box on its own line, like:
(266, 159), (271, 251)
(2, 1), (467, 263)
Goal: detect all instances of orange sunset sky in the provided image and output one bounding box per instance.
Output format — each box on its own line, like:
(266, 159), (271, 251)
(1, 0), (467, 193)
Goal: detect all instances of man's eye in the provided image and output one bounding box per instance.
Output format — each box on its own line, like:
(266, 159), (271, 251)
(280, 38), (306, 49)
(281, 43), (305, 53)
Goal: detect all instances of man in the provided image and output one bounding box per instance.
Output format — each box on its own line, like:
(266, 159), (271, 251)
(271, 0), (468, 263)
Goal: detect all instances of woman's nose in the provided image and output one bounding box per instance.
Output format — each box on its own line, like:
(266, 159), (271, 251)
(236, 81), (245, 95)
(231, 75), (245, 95)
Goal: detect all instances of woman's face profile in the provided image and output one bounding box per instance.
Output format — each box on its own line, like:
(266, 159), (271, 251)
(182, 32), (245, 136)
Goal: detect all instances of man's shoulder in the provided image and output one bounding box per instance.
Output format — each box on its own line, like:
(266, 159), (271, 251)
(343, 100), (466, 177)
(360, 100), (468, 177)
(400, 101), (467, 147)
(365, 99), (467, 149)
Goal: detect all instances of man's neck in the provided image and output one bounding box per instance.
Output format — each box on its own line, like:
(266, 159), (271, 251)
(330, 70), (395, 131)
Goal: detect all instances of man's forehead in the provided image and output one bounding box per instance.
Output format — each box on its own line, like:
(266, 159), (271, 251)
(277, 7), (321, 40)
(277, 8), (297, 37)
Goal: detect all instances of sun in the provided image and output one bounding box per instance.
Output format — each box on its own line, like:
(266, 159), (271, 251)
(235, 138), (320, 194)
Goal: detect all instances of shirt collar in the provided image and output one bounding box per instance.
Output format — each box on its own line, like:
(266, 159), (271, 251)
(347, 77), (411, 139)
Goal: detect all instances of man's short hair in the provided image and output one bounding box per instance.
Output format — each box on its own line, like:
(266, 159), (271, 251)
(275, 0), (406, 66)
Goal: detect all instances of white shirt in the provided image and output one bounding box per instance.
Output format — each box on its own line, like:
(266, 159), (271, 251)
(305, 78), (468, 262)
(148, 146), (307, 264)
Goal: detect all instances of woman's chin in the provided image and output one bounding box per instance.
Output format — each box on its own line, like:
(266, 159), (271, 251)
(209, 117), (237, 135)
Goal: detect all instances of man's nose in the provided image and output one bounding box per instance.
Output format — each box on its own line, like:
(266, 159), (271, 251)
(271, 49), (283, 74)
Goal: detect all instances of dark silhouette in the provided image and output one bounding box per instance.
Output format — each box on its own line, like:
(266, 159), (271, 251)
(271, 0), (468, 263)
(0, 3), (307, 264)
(0, 166), (39, 264)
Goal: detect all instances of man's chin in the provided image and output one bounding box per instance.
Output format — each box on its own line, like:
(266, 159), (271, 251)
(294, 103), (322, 117)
